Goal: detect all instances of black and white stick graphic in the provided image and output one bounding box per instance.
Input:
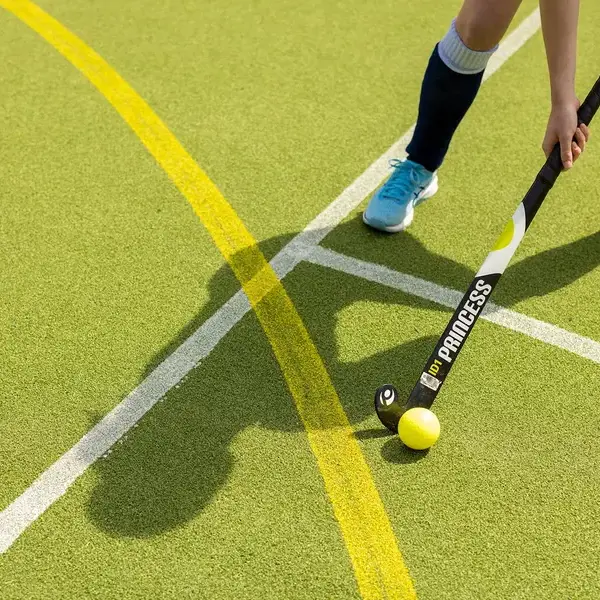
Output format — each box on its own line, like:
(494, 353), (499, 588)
(376, 75), (600, 432)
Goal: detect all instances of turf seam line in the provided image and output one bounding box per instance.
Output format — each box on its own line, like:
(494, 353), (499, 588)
(304, 245), (600, 364)
(0, 6), (541, 584)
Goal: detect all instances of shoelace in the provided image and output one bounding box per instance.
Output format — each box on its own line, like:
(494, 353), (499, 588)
(382, 159), (420, 202)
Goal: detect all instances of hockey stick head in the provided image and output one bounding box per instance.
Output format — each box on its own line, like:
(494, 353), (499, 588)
(374, 384), (404, 433)
(373, 76), (600, 434)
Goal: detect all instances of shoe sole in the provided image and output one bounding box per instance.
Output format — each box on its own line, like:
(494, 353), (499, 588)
(362, 174), (439, 233)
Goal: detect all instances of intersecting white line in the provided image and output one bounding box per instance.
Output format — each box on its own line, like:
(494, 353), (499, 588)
(0, 10), (544, 554)
(305, 244), (600, 364)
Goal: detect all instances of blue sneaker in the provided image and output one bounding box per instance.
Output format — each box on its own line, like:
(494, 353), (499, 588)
(363, 159), (438, 232)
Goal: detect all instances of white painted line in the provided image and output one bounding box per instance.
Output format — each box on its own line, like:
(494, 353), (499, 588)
(282, 8), (541, 260)
(483, 9), (541, 82)
(0, 290), (251, 553)
(0, 10), (542, 554)
(482, 308), (600, 363)
(305, 245), (600, 364)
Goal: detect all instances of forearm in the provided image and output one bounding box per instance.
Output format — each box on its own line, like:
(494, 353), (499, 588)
(539, 0), (579, 104)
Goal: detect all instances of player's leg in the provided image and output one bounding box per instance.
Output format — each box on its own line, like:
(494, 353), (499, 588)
(407, 0), (524, 170)
(363, 0), (522, 233)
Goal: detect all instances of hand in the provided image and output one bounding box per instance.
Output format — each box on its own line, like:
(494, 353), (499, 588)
(542, 98), (590, 170)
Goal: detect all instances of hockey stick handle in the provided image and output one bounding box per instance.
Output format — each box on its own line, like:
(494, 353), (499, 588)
(546, 75), (600, 179)
(578, 75), (600, 126)
(402, 75), (600, 414)
(524, 75), (600, 224)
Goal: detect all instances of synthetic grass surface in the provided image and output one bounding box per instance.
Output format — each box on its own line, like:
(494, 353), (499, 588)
(0, 12), (239, 509)
(2, 253), (598, 599)
(1, 0), (464, 510)
(323, 1), (600, 339)
(2, 0), (599, 598)
(1, 0), (473, 514)
(286, 263), (600, 599)
(0, 309), (360, 600)
(32, 0), (521, 259)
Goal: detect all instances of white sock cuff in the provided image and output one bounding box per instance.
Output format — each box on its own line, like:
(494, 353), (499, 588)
(438, 19), (498, 75)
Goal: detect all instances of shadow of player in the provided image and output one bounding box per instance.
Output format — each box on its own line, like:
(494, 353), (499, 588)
(85, 217), (599, 538)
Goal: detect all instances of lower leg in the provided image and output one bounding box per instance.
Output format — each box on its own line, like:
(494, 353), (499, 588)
(455, 0), (523, 51)
(406, 0), (522, 172)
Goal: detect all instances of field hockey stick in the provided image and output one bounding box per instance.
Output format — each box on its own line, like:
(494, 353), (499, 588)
(375, 75), (600, 432)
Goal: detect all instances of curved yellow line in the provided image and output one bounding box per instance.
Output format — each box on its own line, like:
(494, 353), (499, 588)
(1, 2), (417, 597)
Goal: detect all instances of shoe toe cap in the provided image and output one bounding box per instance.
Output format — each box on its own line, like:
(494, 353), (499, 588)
(363, 191), (404, 229)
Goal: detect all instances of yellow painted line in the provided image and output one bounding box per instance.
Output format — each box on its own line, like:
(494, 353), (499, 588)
(1, 1), (417, 597)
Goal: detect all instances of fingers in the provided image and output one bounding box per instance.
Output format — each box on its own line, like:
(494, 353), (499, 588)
(572, 125), (590, 164)
(572, 141), (581, 164)
(581, 123), (591, 143)
(560, 134), (574, 169)
(542, 122), (590, 168)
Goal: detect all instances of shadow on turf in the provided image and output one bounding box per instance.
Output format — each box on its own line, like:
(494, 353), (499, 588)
(380, 439), (430, 464)
(85, 218), (599, 538)
(354, 432), (429, 464)
(353, 428), (392, 440)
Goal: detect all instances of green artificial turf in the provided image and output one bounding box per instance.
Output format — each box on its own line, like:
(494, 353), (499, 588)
(0, 308), (360, 600)
(1, 0), (599, 598)
(0, 12), (239, 508)
(2, 231), (597, 599)
(34, 0), (472, 260)
(285, 263), (600, 600)
(323, 1), (600, 340)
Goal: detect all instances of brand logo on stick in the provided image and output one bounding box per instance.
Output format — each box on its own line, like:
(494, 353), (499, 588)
(437, 279), (492, 364)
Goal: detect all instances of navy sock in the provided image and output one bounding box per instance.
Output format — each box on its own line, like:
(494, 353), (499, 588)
(406, 44), (484, 172)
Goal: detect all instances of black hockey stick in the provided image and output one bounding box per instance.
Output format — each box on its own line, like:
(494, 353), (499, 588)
(375, 75), (600, 432)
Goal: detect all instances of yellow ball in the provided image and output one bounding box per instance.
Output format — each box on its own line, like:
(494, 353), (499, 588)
(398, 408), (440, 450)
